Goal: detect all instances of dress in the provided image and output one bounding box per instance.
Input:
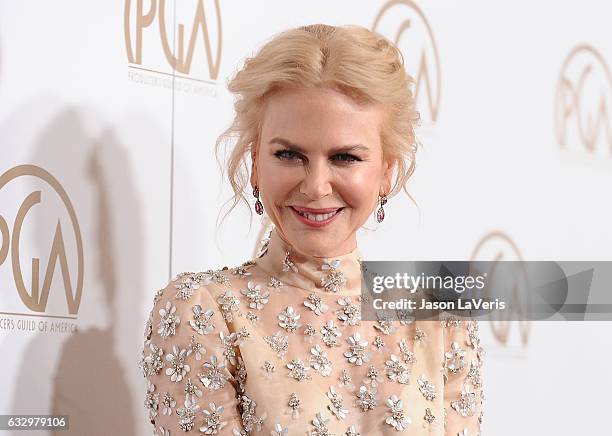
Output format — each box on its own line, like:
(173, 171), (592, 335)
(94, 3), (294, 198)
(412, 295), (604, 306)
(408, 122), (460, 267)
(140, 227), (484, 435)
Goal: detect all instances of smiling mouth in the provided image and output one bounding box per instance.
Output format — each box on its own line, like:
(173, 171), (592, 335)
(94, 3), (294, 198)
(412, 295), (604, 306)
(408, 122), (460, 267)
(290, 206), (344, 222)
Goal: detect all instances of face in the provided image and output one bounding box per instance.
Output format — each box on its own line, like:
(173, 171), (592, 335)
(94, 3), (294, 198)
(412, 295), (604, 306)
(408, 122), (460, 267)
(252, 86), (393, 257)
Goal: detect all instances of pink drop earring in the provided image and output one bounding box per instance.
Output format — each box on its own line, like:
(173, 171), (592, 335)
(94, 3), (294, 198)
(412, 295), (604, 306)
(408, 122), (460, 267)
(376, 194), (387, 223)
(253, 186), (264, 215)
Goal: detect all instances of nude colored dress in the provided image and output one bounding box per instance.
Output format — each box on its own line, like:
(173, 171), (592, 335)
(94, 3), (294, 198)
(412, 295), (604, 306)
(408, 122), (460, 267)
(140, 228), (484, 435)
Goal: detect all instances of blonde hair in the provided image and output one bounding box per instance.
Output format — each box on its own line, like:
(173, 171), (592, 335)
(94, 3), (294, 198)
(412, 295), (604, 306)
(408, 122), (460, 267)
(215, 23), (420, 228)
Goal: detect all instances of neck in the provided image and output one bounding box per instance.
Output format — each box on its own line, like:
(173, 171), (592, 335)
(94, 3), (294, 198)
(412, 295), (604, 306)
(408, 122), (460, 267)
(254, 227), (363, 295)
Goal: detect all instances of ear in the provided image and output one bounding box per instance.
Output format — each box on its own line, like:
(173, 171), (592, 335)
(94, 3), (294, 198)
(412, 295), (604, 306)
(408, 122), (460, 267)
(380, 158), (395, 196)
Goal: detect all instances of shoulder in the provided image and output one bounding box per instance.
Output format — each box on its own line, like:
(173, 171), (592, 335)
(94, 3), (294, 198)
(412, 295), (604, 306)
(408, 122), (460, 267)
(143, 269), (227, 338)
(143, 261), (260, 340)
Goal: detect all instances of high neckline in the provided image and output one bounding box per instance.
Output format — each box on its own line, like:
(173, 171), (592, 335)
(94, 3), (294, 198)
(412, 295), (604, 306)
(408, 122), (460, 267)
(254, 227), (364, 296)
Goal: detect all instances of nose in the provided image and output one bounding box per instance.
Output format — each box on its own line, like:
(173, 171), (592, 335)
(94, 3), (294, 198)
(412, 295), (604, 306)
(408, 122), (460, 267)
(299, 159), (333, 200)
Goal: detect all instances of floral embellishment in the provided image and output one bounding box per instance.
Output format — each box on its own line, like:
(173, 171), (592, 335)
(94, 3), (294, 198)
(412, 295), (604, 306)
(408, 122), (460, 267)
(140, 342), (164, 377)
(321, 320), (343, 347)
(278, 306), (302, 333)
(282, 251), (299, 273)
(237, 394), (267, 433)
(268, 276), (284, 289)
(417, 374), (437, 401)
(373, 317), (398, 335)
(183, 378), (203, 404)
(354, 385), (378, 412)
(327, 386), (349, 420)
(414, 327), (427, 343)
(385, 394), (412, 431)
(338, 369), (356, 391)
(422, 407), (440, 433)
(344, 332), (372, 366)
(188, 334), (205, 360)
(241, 281), (270, 310)
(423, 407), (436, 424)
(336, 297), (361, 325)
(260, 360), (276, 380)
(302, 323), (319, 344)
(174, 272), (209, 300)
(256, 231), (271, 258)
(235, 357), (248, 395)
(176, 397), (199, 432)
(245, 311), (260, 324)
(165, 345), (191, 382)
(158, 301), (180, 339)
(372, 335), (388, 353)
(155, 426), (170, 436)
(199, 268), (230, 286)
(144, 315), (153, 341)
(441, 314), (462, 329)
(466, 359), (483, 389)
(286, 357), (311, 381)
(216, 290), (241, 322)
(310, 344), (333, 376)
(152, 287), (164, 305)
(304, 293), (329, 315)
(144, 380), (159, 421)
(233, 326), (252, 347)
(385, 354), (411, 384)
(198, 354), (228, 390)
(308, 411), (333, 436)
(264, 330), (290, 358)
(444, 341), (467, 375)
(320, 259), (347, 293)
(161, 391), (176, 416)
(398, 338), (417, 364)
(230, 262), (253, 278)
(397, 309), (415, 325)
(451, 385), (477, 417)
(190, 304), (215, 335)
(200, 402), (228, 434)
(285, 392), (304, 419)
(362, 365), (384, 388)
(271, 423), (289, 436)
(345, 425), (361, 436)
(218, 331), (238, 366)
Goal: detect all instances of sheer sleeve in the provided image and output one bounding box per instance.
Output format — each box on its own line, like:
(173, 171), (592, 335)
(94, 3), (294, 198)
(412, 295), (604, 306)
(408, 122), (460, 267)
(140, 272), (245, 435)
(441, 317), (485, 436)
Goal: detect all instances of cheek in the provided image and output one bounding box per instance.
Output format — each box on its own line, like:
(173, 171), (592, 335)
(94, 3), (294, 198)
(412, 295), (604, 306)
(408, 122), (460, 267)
(258, 165), (298, 205)
(338, 169), (381, 210)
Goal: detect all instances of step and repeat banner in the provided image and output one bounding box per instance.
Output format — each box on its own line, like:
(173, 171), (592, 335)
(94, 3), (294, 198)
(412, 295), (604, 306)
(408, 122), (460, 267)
(0, 1), (610, 435)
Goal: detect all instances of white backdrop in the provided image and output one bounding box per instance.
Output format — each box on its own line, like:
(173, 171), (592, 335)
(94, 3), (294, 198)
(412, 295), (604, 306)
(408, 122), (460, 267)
(0, 1), (611, 435)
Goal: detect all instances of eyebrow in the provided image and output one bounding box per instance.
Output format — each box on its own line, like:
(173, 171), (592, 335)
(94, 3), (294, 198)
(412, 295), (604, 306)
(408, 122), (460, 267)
(269, 137), (369, 154)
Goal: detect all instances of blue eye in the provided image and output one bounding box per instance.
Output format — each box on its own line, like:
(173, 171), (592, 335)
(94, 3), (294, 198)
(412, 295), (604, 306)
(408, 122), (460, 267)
(274, 149), (303, 161)
(333, 153), (360, 163)
(274, 149), (361, 164)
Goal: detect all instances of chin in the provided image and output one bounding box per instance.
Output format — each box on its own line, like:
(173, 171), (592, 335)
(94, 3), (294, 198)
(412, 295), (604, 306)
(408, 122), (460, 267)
(290, 231), (340, 257)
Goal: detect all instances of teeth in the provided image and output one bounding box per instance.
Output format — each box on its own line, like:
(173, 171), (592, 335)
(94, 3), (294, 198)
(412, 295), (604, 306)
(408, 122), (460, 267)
(296, 209), (339, 222)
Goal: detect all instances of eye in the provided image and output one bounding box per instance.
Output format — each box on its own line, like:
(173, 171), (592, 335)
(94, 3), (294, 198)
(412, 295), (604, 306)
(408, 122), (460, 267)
(274, 149), (304, 161)
(332, 153), (361, 163)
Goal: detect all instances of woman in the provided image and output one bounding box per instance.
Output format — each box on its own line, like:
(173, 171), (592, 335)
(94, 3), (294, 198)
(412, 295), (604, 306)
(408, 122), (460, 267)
(140, 24), (484, 435)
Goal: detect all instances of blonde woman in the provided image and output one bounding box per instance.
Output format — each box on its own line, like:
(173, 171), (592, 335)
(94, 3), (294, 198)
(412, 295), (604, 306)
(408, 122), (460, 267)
(140, 24), (484, 435)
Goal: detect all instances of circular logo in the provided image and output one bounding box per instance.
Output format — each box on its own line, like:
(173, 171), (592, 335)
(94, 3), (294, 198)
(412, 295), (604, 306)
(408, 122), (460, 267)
(373, 0), (441, 123)
(470, 230), (530, 346)
(554, 45), (611, 155)
(0, 165), (84, 316)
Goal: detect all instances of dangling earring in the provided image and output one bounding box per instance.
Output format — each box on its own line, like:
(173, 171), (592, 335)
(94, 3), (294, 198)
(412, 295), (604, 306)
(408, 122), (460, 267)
(253, 186), (264, 215)
(376, 194), (387, 223)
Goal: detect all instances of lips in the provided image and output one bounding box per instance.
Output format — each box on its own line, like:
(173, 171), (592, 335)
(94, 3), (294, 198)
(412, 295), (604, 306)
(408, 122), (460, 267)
(289, 206), (344, 226)
(291, 206), (343, 214)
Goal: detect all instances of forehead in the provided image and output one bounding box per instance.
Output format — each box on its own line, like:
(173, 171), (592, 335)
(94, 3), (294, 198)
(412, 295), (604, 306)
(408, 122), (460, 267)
(260, 87), (384, 150)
